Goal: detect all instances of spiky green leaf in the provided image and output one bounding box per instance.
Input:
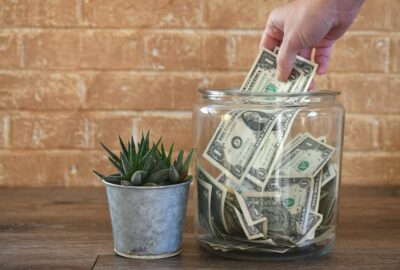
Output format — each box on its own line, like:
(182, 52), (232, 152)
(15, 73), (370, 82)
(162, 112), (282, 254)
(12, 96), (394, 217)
(136, 135), (149, 166)
(149, 155), (168, 173)
(121, 153), (134, 177)
(154, 136), (162, 149)
(130, 136), (135, 150)
(103, 174), (124, 184)
(96, 131), (193, 187)
(165, 143), (174, 167)
(169, 165), (180, 183)
(160, 143), (166, 159)
(175, 150), (184, 173)
(92, 170), (105, 179)
(180, 149), (194, 180)
(107, 157), (126, 178)
(145, 168), (169, 184)
(119, 136), (129, 159)
(100, 142), (120, 163)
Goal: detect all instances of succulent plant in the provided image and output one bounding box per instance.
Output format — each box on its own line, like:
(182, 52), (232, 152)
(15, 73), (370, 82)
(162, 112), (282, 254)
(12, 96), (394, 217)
(93, 132), (193, 186)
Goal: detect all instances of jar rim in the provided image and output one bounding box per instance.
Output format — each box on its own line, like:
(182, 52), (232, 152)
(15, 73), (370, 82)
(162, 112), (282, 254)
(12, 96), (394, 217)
(198, 88), (340, 98)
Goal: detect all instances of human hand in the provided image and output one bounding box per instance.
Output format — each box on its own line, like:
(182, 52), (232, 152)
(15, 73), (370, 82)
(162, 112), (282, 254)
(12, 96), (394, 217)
(260, 0), (364, 81)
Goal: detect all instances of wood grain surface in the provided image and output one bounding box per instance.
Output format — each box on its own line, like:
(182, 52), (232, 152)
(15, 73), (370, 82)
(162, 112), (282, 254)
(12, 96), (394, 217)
(0, 186), (399, 269)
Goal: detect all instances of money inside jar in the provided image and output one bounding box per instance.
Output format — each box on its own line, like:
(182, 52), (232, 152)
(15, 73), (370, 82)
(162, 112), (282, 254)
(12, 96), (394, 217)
(196, 48), (339, 254)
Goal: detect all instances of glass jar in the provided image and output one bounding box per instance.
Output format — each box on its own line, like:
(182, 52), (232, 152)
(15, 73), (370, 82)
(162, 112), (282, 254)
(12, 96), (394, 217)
(193, 89), (344, 260)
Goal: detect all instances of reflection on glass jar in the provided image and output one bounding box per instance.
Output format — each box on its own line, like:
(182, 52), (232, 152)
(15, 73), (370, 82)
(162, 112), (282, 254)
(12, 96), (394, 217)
(192, 89), (345, 260)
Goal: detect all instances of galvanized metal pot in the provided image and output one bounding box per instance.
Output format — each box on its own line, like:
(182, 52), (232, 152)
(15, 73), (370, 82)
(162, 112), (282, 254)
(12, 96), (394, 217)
(103, 179), (191, 259)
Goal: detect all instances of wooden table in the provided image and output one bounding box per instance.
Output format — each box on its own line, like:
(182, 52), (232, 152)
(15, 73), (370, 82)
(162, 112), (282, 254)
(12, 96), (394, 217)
(0, 186), (399, 269)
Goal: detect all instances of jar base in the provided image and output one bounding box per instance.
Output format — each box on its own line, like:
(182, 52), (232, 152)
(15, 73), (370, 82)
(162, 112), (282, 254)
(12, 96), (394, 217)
(197, 238), (335, 261)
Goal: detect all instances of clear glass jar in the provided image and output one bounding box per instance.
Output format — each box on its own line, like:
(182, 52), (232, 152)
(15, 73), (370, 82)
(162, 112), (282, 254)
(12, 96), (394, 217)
(193, 89), (344, 260)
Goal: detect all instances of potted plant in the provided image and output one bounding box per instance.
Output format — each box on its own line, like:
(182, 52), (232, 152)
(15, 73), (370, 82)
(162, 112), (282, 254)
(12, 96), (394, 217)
(93, 132), (193, 259)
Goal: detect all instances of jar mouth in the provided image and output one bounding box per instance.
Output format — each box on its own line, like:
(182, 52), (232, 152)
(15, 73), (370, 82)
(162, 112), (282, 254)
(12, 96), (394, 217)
(198, 88), (340, 98)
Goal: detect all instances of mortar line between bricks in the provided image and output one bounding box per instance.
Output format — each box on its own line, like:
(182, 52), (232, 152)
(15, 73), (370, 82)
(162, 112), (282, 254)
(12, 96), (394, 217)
(1, 110), (400, 117)
(0, 68), (251, 73)
(0, 68), (396, 75)
(0, 69), (248, 75)
(0, 27), (399, 35)
(0, 149), (399, 155)
(328, 72), (400, 76)
(0, 70), (398, 78)
(0, 149), (193, 153)
(346, 113), (400, 118)
(139, 110), (192, 117)
(343, 151), (400, 156)
(0, 110), (193, 115)
(0, 27), (263, 34)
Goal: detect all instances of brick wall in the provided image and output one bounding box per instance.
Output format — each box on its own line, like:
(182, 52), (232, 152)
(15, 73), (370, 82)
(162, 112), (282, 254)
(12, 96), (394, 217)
(0, 0), (399, 187)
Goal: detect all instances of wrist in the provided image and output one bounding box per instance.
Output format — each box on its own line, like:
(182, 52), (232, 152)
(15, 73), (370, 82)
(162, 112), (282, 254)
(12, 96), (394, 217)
(329, 0), (364, 27)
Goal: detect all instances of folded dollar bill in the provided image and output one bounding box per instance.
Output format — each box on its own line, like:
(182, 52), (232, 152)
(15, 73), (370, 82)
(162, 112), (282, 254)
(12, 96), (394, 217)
(240, 48), (317, 93)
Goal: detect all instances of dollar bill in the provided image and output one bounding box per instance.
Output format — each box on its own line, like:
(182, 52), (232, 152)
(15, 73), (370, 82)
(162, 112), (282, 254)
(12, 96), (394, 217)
(317, 137), (337, 188)
(224, 198), (244, 236)
(240, 48), (317, 93)
(196, 178), (214, 235)
(284, 133), (306, 153)
(241, 176), (313, 243)
(199, 235), (291, 253)
(247, 108), (300, 188)
(245, 196), (297, 243)
(310, 171), (323, 214)
(199, 236), (263, 251)
(306, 170), (323, 240)
(241, 177), (263, 192)
(300, 212), (324, 243)
(265, 176), (314, 234)
(203, 109), (282, 183)
(300, 226), (335, 248)
(234, 190), (267, 226)
(233, 207), (265, 240)
(319, 176), (338, 228)
(196, 166), (229, 234)
(218, 174), (277, 228)
(272, 46), (318, 92)
(273, 133), (335, 177)
(217, 174), (261, 193)
(321, 162), (337, 187)
(311, 133), (324, 215)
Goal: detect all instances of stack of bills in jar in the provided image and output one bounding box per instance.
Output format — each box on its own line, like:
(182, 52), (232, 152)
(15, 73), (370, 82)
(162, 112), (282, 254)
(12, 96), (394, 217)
(197, 48), (339, 253)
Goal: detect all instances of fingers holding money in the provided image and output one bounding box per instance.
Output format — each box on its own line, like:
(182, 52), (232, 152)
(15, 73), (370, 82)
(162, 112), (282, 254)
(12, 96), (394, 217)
(298, 48), (315, 90)
(276, 37), (303, 82)
(314, 39), (335, 75)
(260, 18), (283, 52)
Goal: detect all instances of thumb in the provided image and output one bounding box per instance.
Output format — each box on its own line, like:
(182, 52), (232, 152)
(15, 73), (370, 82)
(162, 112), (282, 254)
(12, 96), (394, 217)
(276, 36), (302, 81)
